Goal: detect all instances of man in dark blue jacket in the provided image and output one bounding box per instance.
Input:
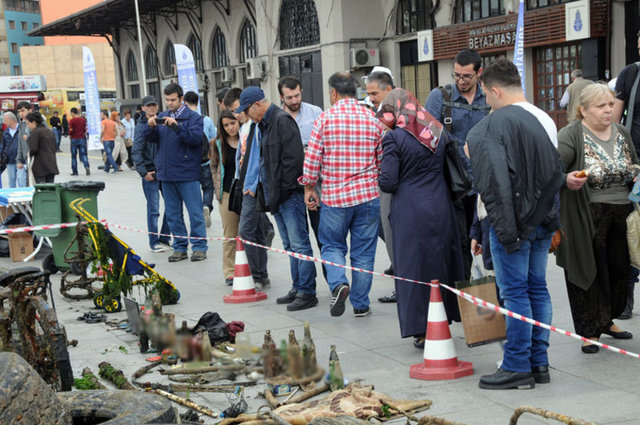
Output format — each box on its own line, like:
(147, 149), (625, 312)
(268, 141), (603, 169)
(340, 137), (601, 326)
(132, 95), (171, 253)
(1, 111), (20, 188)
(144, 83), (207, 262)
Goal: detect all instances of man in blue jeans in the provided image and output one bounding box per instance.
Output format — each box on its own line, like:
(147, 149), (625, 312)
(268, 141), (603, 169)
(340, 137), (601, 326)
(132, 95), (171, 252)
(236, 87), (317, 311)
(467, 59), (566, 389)
(299, 73), (385, 317)
(144, 83), (207, 262)
(68, 107), (91, 176)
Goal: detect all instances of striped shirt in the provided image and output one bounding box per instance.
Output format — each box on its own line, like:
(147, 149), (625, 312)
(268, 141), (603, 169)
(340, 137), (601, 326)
(299, 98), (384, 208)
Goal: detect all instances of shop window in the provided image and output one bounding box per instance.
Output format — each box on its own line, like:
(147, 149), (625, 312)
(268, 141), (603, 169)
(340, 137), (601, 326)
(527, 0), (571, 10)
(164, 41), (176, 76)
(187, 34), (204, 72)
(481, 53), (505, 69)
(212, 28), (228, 68)
(145, 46), (158, 80)
(240, 19), (257, 63)
(279, 0), (320, 50)
(126, 50), (138, 82)
(396, 0), (430, 34)
(458, 0), (504, 22)
(399, 39), (434, 105)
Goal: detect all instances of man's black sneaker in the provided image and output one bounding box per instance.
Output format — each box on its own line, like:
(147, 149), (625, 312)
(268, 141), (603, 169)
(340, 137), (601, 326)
(225, 277), (234, 286)
(531, 365), (550, 384)
(287, 293), (318, 311)
(354, 307), (371, 317)
(276, 289), (297, 304)
(378, 291), (397, 303)
(255, 278), (271, 289)
(479, 368), (535, 390)
(329, 283), (350, 317)
(168, 251), (188, 262)
(190, 251), (207, 262)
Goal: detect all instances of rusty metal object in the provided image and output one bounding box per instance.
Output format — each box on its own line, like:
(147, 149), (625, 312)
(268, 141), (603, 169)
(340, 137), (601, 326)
(98, 361), (136, 390)
(78, 367), (106, 390)
(67, 339), (78, 347)
(132, 360), (162, 379)
(510, 406), (596, 425)
(60, 220), (101, 300)
(266, 367), (325, 386)
(159, 363), (247, 375)
(150, 388), (218, 418)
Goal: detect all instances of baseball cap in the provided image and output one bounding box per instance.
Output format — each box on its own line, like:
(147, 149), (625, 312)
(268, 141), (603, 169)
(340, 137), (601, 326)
(365, 66), (394, 85)
(235, 86), (265, 114)
(142, 95), (158, 106)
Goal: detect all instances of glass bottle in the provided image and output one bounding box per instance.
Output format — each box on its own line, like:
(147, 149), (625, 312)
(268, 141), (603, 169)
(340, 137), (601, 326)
(328, 345), (344, 391)
(287, 329), (303, 379)
(302, 321), (317, 376)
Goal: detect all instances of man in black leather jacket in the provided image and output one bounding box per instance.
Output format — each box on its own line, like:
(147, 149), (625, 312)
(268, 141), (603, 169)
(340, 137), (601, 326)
(467, 59), (565, 390)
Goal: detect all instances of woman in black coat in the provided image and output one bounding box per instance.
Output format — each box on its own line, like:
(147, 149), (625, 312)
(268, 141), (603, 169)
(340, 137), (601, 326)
(26, 112), (59, 183)
(377, 89), (463, 348)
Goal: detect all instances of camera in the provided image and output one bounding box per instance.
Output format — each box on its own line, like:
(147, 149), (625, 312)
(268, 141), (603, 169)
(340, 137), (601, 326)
(155, 117), (166, 125)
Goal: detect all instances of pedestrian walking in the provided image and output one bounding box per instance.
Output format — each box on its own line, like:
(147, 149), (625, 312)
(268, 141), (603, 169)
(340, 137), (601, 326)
(49, 111), (62, 152)
(0, 111), (20, 188)
(68, 107), (90, 176)
(100, 110), (120, 173)
(26, 112), (59, 183)
(110, 111), (128, 170)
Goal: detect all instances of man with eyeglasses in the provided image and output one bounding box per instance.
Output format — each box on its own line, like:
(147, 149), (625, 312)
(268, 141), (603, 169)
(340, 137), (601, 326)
(425, 48), (491, 280)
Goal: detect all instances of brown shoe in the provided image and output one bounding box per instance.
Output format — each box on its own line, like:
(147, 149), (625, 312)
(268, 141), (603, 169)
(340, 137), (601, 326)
(168, 251), (188, 262)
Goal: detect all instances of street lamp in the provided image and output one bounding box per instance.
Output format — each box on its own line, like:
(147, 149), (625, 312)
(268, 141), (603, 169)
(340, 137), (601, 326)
(134, 0), (147, 97)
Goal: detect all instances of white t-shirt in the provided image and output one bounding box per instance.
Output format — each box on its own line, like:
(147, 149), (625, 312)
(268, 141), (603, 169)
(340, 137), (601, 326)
(514, 102), (558, 148)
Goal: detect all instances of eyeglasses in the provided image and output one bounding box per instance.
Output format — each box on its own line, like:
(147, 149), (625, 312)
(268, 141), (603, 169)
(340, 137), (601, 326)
(451, 72), (477, 81)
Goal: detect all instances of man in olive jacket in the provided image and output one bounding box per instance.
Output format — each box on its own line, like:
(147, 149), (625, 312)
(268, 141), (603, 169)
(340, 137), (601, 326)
(235, 87), (317, 311)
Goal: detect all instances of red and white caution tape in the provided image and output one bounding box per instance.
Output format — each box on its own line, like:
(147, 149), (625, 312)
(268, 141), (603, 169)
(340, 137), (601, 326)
(0, 221), (85, 235)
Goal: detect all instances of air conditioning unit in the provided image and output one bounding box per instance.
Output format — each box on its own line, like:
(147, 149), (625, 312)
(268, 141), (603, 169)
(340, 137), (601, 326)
(196, 73), (208, 91)
(221, 67), (235, 83)
(246, 57), (263, 80)
(350, 47), (380, 69)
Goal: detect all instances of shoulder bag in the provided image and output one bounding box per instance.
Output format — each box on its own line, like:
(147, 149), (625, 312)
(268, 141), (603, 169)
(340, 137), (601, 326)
(443, 131), (473, 201)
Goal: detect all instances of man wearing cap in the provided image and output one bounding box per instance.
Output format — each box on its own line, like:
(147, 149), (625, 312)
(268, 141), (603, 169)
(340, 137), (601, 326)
(236, 86), (318, 311)
(132, 95), (171, 253)
(144, 83), (207, 262)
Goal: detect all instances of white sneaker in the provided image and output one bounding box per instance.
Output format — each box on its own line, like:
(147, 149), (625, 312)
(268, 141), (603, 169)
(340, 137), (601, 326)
(204, 206), (211, 228)
(151, 243), (171, 253)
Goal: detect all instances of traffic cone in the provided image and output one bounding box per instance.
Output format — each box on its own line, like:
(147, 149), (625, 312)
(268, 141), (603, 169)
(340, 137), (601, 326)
(223, 238), (267, 304)
(410, 280), (473, 380)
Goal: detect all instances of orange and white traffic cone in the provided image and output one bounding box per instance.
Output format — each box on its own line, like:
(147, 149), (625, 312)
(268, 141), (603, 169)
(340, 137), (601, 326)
(410, 280), (473, 380)
(223, 238), (268, 304)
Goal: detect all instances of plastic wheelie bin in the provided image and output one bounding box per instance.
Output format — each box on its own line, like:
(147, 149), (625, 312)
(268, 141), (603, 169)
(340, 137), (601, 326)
(32, 181), (105, 273)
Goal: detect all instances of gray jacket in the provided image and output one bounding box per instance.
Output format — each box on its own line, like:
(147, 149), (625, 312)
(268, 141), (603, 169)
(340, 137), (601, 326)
(16, 120), (30, 165)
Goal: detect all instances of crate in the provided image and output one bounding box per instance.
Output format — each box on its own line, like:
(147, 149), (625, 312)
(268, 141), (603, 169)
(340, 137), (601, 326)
(8, 224), (33, 262)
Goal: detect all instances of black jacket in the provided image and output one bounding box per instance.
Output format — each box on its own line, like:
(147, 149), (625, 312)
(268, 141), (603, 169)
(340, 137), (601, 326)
(131, 112), (159, 177)
(467, 104), (565, 253)
(255, 103), (304, 214)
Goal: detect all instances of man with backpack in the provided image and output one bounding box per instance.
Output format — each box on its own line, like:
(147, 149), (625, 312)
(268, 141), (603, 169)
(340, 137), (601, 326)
(425, 48), (491, 280)
(184, 91), (217, 229)
(613, 30), (640, 319)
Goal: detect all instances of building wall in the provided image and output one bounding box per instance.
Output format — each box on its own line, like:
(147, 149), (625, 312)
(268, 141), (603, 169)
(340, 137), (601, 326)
(0, 2), (10, 76)
(5, 8), (43, 74)
(20, 43), (116, 88)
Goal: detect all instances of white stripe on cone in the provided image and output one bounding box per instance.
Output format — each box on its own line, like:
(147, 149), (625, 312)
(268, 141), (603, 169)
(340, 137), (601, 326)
(232, 275), (254, 291)
(427, 300), (447, 322)
(424, 339), (457, 361)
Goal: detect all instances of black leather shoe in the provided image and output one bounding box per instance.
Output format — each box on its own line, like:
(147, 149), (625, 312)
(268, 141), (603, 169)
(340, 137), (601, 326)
(286, 293), (318, 311)
(531, 365), (550, 384)
(384, 266), (394, 275)
(378, 291), (397, 303)
(581, 343), (599, 354)
(603, 329), (633, 339)
(276, 289), (297, 304)
(413, 337), (425, 349)
(479, 368), (535, 390)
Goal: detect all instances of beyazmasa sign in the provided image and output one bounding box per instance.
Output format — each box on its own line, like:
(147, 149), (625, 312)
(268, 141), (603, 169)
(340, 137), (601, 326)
(468, 22), (516, 50)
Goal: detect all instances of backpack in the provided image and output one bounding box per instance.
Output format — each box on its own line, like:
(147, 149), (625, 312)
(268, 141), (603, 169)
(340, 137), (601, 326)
(438, 84), (491, 135)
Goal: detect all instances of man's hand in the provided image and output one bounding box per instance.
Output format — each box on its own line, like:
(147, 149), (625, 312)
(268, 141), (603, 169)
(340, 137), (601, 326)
(304, 186), (320, 210)
(144, 171), (156, 181)
(471, 239), (482, 255)
(164, 117), (178, 127)
(243, 189), (255, 197)
(16, 163), (23, 170)
(148, 116), (157, 127)
(566, 170), (588, 191)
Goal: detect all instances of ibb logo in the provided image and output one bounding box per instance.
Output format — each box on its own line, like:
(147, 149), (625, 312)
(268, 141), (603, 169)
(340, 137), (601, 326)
(573, 10), (583, 32)
(423, 38), (429, 55)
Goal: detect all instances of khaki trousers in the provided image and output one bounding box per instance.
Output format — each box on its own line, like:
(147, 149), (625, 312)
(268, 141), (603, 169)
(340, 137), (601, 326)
(219, 191), (240, 279)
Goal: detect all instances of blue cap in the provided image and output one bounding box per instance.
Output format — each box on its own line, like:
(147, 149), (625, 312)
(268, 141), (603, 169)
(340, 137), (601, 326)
(235, 86), (265, 114)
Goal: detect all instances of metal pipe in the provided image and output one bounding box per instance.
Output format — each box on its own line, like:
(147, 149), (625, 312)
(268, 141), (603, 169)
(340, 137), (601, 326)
(134, 0), (147, 96)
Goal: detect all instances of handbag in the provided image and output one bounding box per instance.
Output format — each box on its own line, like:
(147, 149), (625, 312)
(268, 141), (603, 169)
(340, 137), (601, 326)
(455, 255), (506, 347)
(443, 132), (473, 202)
(548, 229), (565, 254)
(228, 178), (243, 215)
(627, 202), (640, 269)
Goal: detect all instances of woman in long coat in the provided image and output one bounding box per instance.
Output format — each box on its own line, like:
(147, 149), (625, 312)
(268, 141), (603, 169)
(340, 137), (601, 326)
(377, 89), (463, 348)
(26, 112), (59, 183)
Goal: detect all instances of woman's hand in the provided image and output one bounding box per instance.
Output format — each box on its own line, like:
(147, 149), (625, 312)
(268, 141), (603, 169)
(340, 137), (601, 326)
(566, 171), (588, 191)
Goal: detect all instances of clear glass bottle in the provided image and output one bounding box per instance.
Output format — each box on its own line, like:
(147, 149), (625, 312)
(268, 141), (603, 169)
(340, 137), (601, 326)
(328, 344), (344, 391)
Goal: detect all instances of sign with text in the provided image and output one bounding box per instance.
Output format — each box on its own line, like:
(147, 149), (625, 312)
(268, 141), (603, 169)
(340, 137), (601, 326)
(514, 0), (526, 95)
(174, 44), (200, 113)
(468, 22), (516, 51)
(83, 46), (102, 150)
(417, 30), (434, 62)
(565, 0), (590, 41)
(0, 75), (46, 92)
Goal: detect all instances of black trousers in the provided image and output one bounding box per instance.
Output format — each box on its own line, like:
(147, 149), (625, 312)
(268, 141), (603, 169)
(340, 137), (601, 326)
(454, 193), (477, 280)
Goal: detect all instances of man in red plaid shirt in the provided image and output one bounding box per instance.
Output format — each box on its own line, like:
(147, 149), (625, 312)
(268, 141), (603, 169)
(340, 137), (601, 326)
(299, 72), (385, 317)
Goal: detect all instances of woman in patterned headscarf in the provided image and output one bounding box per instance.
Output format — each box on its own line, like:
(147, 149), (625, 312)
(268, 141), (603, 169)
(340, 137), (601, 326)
(377, 88), (463, 348)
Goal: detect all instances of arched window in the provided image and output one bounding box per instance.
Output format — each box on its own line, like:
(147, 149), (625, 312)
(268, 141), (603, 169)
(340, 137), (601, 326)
(126, 50), (138, 82)
(145, 46), (158, 79)
(239, 19), (257, 63)
(212, 28), (228, 68)
(279, 0), (320, 50)
(187, 34), (204, 72)
(164, 41), (176, 76)
(396, 0), (430, 34)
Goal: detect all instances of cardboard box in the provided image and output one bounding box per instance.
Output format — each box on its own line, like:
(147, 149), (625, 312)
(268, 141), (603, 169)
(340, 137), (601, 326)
(456, 277), (506, 347)
(8, 224), (33, 262)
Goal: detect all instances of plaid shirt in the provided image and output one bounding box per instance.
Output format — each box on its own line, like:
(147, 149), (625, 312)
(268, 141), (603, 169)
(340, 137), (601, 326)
(299, 98), (384, 208)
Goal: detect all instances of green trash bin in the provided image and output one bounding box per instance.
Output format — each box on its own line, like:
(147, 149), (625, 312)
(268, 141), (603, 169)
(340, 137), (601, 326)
(33, 181), (105, 272)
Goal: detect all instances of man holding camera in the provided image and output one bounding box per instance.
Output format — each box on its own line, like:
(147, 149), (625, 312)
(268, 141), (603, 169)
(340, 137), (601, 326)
(144, 83), (207, 262)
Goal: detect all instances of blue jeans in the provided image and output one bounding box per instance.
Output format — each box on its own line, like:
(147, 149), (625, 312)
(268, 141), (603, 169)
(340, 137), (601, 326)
(102, 140), (119, 172)
(142, 178), (171, 248)
(53, 128), (61, 150)
(161, 180), (208, 253)
(319, 198), (380, 310)
(490, 225), (553, 372)
(273, 192), (317, 295)
(5, 163), (16, 188)
(238, 193), (269, 281)
(16, 166), (26, 187)
(71, 138), (90, 174)
(200, 164), (214, 211)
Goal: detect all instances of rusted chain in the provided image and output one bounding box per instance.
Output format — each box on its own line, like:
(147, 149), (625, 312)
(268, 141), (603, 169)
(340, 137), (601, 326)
(510, 406), (596, 425)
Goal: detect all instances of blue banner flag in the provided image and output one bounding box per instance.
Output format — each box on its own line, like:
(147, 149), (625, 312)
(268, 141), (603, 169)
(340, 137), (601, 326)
(174, 44), (200, 113)
(513, 0), (526, 95)
(83, 46), (102, 150)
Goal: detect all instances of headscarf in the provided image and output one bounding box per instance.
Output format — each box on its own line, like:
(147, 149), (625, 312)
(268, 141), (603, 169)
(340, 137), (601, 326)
(376, 88), (443, 154)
